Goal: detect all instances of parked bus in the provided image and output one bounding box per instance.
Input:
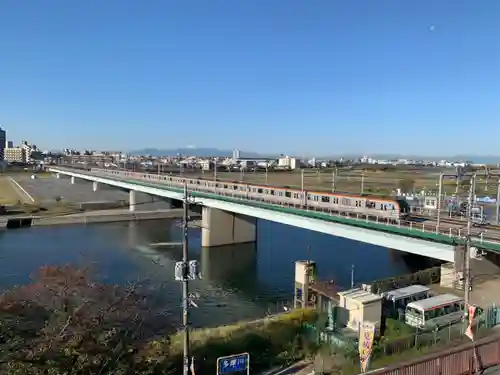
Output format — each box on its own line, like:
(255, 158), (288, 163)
(405, 294), (464, 330)
(382, 285), (432, 319)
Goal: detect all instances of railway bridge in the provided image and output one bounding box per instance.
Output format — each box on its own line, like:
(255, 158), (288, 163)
(47, 167), (500, 266)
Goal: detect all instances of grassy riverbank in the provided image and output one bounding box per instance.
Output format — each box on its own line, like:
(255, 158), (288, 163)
(0, 265), (318, 375)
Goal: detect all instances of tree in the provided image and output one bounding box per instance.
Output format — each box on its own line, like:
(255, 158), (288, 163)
(398, 178), (415, 194)
(0, 265), (173, 374)
(30, 151), (45, 161)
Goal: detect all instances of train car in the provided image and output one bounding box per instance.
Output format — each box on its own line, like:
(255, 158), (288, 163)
(95, 168), (409, 221)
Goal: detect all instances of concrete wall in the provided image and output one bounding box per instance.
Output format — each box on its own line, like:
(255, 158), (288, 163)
(201, 206), (256, 247)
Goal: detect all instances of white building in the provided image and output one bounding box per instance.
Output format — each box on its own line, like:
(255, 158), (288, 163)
(232, 149), (240, 161)
(5, 147), (26, 163)
(278, 156), (298, 170)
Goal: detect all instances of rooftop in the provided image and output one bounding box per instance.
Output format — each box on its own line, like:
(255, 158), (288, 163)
(382, 285), (431, 301)
(338, 287), (382, 304)
(407, 293), (462, 310)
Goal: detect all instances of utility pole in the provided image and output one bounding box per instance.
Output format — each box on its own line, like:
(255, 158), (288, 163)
(173, 183), (201, 375)
(182, 182), (190, 375)
(214, 160), (217, 182)
(332, 170), (336, 193)
(437, 173), (443, 228)
(301, 169), (304, 191)
(360, 173), (365, 195)
(351, 264), (355, 288)
(464, 174), (475, 315)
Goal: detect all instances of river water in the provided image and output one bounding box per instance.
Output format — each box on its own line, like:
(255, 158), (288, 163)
(0, 219), (435, 328)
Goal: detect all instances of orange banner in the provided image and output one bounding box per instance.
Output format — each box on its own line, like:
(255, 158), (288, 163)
(359, 322), (376, 373)
(465, 304), (476, 341)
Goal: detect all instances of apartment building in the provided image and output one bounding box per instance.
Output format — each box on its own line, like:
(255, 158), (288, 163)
(5, 147), (26, 163)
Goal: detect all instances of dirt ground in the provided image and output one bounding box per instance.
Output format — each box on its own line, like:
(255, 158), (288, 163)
(0, 177), (24, 205)
(430, 278), (500, 308)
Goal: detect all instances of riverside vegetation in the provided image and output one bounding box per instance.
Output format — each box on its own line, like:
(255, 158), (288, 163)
(0, 265), (318, 375)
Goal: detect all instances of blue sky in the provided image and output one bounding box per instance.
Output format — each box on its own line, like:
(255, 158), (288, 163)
(1, 1), (499, 156)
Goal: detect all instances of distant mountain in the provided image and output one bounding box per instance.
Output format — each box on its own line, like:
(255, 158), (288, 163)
(129, 147), (262, 158)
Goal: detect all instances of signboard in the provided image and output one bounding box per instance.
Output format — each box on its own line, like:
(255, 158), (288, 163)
(217, 353), (250, 375)
(359, 322), (376, 373)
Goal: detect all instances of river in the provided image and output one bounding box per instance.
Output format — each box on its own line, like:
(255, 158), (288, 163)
(0, 219), (436, 328)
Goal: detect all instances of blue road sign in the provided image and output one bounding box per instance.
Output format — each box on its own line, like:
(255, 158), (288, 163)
(217, 353), (250, 375)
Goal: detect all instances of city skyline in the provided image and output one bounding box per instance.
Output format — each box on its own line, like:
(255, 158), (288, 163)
(1, 1), (500, 154)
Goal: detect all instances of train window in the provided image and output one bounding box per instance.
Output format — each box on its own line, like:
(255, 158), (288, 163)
(321, 196), (330, 203)
(270, 190), (275, 195)
(257, 188), (262, 194)
(285, 191), (291, 198)
(341, 198), (350, 205)
(234, 185), (238, 190)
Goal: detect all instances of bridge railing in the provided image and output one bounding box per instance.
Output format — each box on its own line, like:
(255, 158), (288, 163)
(50, 167), (500, 247)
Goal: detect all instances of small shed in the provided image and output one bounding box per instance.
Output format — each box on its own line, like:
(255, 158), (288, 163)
(337, 288), (383, 332)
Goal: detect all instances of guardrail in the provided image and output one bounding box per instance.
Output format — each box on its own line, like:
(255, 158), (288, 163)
(50, 167), (500, 248)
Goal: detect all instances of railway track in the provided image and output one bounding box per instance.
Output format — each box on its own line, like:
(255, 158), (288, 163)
(54, 167), (500, 246)
(412, 213), (500, 231)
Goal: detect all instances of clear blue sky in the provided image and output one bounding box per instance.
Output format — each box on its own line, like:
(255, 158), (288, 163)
(1, 1), (499, 156)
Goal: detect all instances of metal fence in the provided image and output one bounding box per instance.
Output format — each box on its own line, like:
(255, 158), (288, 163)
(303, 305), (500, 373)
(373, 332), (500, 375)
(375, 305), (500, 359)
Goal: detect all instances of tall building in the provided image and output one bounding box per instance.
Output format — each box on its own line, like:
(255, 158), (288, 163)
(232, 149), (240, 160)
(0, 127), (6, 161)
(6, 141), (13, 148)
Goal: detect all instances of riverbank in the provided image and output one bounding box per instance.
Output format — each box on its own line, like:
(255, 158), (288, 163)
(0, 208), (200, 228)
(0, 262), (319, 374)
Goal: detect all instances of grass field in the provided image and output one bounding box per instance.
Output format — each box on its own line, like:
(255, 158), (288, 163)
(176, 168), (498, 197)
(0, 177), (23, 205)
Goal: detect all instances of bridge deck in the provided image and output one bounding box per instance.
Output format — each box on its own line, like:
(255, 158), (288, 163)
(48, 167), (500, 254)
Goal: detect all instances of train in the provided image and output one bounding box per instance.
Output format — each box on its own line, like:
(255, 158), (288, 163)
(92, 168), (411, 222)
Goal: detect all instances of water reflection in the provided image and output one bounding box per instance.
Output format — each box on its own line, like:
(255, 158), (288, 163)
(0, 218), (433, 327)
(201, 243), (257, 283)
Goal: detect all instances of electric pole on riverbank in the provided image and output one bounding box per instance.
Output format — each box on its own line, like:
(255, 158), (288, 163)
(174, 182), (201, 375)
(464, 174), (476, 314)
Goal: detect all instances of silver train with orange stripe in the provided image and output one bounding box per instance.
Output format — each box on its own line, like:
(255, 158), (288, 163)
(99, 169), (411, 222)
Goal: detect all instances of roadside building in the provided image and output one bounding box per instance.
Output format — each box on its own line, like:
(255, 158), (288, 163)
(5, 147), (27, 163)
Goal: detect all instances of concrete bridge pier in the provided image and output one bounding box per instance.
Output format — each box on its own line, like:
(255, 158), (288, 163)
(201, 206), (256, 247)
(440, 245), (465, 290)
(92, 181), (99, 192)
(70, 176), (75, 184)
(129, 190), (136, 212)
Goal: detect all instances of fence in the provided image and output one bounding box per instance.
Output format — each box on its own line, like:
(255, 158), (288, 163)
(368, 305), (500, 362)
(303, 305), (500, 373)
(372, 332), (500, 375)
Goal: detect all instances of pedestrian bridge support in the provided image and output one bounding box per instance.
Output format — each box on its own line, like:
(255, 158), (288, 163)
(201, 206), (257, 247)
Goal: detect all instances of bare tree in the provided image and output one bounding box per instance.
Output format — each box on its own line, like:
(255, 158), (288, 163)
(0, 265), (173, 374)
